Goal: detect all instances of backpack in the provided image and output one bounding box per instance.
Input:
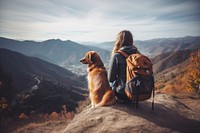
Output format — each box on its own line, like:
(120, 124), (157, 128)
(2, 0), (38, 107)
(117, 50), (155, 110)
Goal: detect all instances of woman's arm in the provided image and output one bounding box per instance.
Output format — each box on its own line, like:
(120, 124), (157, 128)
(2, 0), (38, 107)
(108, 54), (118, 83)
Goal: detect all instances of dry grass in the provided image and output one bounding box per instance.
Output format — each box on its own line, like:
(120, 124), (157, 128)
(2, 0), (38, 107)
(1, 99), (91, 133)
(13, 119), (70, 133)
(1, 113), (71, 133)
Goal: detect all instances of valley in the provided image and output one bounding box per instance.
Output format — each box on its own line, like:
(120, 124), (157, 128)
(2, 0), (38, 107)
(0, 36), (200, 133)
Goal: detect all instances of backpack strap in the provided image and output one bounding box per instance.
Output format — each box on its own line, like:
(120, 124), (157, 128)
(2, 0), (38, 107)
(117, 50), (129, 59)
(152, 75), (155, 110)
(117, 46), (139, 58)
(152, 87), (155, 110)
(115, 56), (119, 79)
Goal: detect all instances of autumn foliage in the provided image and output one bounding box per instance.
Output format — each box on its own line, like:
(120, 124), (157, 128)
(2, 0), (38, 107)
(187, 50), (200, 93)
(155, 50), (200, 96)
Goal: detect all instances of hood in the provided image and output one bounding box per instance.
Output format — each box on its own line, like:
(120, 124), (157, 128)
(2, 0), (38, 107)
(119, 46), (137, 55)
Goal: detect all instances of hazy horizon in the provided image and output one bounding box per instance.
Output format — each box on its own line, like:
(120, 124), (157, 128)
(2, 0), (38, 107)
(1, 35), (200, 44)
(0, 0), (200, 42)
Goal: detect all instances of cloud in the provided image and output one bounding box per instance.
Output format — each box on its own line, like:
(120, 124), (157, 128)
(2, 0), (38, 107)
(0, 0), (200, 42)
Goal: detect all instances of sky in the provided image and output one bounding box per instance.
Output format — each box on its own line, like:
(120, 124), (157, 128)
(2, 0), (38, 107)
(0, 0), (200, 42)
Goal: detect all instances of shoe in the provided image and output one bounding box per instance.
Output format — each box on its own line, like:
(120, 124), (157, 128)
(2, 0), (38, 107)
(115, 96), (130, 104)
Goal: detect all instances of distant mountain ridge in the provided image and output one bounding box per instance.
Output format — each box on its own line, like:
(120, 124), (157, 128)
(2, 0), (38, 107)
(84, 36), (200, 75)
(0, 37), (110, 67)
(1, 36), (199, 66)
(152, 49), (196, 73)
(0, 36), (199, 75)
(135, 36), (200, 56)
(86, 36), (200, 56)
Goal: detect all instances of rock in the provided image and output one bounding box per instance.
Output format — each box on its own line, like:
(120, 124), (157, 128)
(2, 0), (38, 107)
(63, 94), (200, 133)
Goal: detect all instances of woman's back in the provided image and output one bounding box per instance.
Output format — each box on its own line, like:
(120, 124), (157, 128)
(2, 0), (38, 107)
(108, 30), (138, 101)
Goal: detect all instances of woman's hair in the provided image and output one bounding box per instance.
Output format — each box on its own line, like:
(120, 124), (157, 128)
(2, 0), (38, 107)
(111, 30), (134, 56)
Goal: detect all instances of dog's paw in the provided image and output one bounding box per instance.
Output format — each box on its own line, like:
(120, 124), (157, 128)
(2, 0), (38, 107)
(86, 104), (92, 109)
(88, 104), (95, 108)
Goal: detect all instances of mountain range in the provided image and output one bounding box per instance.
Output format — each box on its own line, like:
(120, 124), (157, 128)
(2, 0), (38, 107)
(0, 37), (110, 67)
(152, 49), (195, 73)
(0, 36), (200, 118)
(1, 36), (200, 74)
(86, 36), (200, 56)
(0, 36), (200, 132)
(0, 48), (87, 117)
(1, 36), (200, 66)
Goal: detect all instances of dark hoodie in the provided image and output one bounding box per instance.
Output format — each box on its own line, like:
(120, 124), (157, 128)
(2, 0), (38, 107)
(108, 45), (137, 99)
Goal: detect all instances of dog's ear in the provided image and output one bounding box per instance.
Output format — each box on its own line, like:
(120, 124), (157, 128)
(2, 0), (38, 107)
(90, 51), (97, 63)
(88, 53), (93, 64)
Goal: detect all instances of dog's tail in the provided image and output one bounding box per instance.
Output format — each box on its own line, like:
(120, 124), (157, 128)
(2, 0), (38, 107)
(96, 90), (116, 107)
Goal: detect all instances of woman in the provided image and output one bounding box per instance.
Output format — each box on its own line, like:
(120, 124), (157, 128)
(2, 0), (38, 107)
(108, 30), (139, 102)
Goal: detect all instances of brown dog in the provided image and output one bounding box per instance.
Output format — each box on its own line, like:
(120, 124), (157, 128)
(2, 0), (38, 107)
(80, 51), (116, 107)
